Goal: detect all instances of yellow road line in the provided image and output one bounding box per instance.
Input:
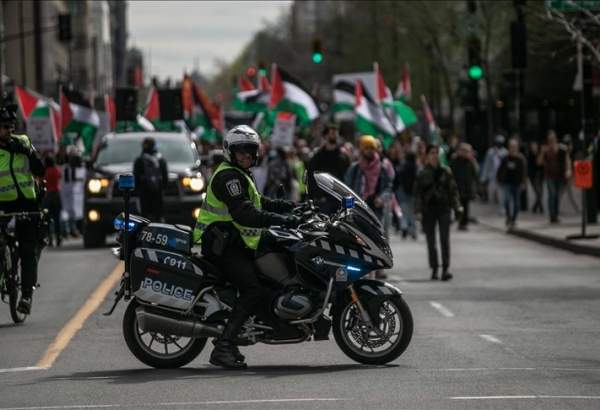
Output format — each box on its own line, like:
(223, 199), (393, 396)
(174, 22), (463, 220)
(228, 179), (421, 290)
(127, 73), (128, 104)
(36, 262), (124, 369)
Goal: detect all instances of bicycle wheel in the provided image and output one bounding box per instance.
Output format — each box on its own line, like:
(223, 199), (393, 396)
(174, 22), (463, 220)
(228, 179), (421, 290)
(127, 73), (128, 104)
(7, 250), (26, 324)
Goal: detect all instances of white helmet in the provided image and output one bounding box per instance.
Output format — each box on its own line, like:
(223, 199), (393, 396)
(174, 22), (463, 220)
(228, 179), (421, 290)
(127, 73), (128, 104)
(223, 125), (261, 166)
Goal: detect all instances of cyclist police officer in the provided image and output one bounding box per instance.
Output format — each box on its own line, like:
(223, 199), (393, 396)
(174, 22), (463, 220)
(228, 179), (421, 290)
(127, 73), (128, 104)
(0, 104), (44, 314)
(193, 125), (301, 369)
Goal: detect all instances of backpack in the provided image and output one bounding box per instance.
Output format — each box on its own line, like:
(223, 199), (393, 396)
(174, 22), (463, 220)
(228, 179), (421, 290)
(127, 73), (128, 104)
(141, 153), (163, 192)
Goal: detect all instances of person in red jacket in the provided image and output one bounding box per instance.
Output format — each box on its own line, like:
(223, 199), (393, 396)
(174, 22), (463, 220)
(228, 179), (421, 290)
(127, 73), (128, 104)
(43, 154), (62, 246)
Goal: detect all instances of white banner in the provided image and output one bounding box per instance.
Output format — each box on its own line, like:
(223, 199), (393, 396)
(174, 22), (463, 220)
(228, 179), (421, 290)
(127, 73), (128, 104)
(26, 116), (56, 153)
(270, 113), (296, 147)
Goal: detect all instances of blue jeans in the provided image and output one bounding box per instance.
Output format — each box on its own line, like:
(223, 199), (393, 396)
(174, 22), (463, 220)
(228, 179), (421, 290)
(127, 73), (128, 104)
(502, 184), (521, 224)
(546, 179), (564, 222)
(396, 189), (416, 237)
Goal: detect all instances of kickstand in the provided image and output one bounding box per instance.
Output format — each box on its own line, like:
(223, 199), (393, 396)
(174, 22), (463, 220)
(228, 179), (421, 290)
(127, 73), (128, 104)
(103, 287), (124, 316)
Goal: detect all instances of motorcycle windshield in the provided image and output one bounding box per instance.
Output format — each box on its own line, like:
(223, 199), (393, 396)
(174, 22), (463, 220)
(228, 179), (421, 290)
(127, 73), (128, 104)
(313, 172), (382, 231)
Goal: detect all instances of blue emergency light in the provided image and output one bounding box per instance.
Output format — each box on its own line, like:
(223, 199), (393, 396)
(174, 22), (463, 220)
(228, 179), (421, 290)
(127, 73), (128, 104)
(118, 174), (135, 191)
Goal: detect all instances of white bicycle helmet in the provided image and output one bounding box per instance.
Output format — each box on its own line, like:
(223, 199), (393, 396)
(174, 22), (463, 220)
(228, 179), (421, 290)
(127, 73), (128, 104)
(223, 125), (261, 166)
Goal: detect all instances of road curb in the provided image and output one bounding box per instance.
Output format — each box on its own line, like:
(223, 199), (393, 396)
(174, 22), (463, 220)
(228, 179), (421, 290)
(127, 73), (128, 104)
(478, 221), (600, 258)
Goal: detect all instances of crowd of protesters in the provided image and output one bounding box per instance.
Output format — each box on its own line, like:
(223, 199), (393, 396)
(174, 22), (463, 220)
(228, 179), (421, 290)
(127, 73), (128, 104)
(39, 146), (86, 247)
(195, 122), (598, 281)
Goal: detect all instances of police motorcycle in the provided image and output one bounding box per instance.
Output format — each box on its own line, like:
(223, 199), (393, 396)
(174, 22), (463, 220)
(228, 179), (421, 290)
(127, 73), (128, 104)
(106, 172), (413, 368)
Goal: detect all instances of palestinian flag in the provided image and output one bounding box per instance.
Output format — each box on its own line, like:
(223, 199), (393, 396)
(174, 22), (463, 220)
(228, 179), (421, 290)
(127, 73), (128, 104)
(143, 87), (160, 121)
(238, 75), (255, 92)
(390, 99), (418, 128)
(354, 80), (395, 148)
(420, 94), (438, 143)
(104, 94), (116, 130)
(233, 89), (269, 113)
(332, 80), (355, 115)
(269, 64), (319, 126)
(182, 75), (222, 140)
(374, 62), (406, 133)
(60, 88), (100, 155)
(15, 86), (61, 140)
(396, 63), (412, 101)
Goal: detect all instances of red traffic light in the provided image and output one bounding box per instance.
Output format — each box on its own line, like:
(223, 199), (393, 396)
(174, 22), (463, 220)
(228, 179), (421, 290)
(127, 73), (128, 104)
(246, 66), (257, 78)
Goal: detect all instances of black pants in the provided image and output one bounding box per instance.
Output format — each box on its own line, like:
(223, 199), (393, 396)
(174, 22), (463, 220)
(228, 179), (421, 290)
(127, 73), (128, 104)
(459, 197), (470, 228)
(139, 192), (164, 222)
(15, 217), (40, 298)
(422, 209), (451, 271)
(207, 234), (265, 314)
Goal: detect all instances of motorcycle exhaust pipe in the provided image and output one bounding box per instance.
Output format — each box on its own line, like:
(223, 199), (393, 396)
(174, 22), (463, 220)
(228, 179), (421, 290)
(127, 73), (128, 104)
(135, 306), (222, 338)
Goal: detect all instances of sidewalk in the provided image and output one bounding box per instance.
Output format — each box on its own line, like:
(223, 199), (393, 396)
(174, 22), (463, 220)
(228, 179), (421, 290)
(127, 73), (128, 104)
(472, 190), (600, 258)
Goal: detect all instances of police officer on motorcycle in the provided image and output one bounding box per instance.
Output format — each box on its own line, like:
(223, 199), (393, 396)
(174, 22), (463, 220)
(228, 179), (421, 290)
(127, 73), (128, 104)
(0, 104), (45, 314)
(193, 125), (301, 369)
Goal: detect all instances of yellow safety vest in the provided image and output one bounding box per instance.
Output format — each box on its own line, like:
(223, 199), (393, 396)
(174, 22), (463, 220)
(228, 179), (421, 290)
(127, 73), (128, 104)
(193, 162), (262, 250)
(0, 135), (36, 202)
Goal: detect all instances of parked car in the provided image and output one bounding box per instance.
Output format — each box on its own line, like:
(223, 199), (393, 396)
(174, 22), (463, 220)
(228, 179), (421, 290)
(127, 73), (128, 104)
(83, 132), (205, 247)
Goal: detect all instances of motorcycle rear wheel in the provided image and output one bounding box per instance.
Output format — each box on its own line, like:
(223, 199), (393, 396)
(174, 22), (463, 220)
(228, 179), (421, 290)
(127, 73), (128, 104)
(123, 299), (207, 369)
(333, 295), (412, 365)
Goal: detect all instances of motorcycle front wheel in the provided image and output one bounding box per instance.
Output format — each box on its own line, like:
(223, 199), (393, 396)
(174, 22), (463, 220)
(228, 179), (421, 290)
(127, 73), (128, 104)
(333, 295), (413, 365)
(123, 299), (207, 369)
(6, 249), (26, 324)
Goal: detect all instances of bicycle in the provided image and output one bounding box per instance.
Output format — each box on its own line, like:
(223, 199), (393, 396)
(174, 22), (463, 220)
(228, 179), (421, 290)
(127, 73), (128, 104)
(0, 211), (45, 323)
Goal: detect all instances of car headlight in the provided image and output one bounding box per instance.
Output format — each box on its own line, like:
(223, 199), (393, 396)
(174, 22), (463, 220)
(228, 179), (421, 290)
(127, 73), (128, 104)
(88, 178), (110, 193)
(182, 176), (204, 192)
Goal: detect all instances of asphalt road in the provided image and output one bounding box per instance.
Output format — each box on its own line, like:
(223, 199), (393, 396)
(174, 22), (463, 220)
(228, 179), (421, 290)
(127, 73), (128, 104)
(1, 224), (599, 410)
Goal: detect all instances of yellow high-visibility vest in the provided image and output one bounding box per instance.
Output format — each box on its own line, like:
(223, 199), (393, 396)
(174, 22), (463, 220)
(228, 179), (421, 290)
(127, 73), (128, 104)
(0, 135), (36, 201)
(193, 162), (262, 249)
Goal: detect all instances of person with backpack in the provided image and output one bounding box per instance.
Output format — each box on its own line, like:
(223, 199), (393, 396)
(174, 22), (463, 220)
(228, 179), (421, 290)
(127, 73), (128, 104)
(133, 137), (168, 221)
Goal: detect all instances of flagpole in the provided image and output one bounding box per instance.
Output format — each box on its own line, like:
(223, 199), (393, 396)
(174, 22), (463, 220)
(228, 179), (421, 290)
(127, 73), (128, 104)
(374, 61), (400, 137)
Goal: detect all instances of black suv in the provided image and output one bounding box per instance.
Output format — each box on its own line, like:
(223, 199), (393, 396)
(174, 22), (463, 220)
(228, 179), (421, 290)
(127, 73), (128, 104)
(83, 132), (205, 247)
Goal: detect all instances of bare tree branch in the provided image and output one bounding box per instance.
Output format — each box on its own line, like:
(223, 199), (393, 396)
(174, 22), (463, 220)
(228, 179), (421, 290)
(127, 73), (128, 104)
(545, 8), (600, 63)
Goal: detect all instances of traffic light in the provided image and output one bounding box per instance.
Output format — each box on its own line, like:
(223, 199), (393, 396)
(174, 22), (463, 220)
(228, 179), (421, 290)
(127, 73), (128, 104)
(468, 36), (483, 80)
(58, 14), (71, 42)
(311, 38), (323, 64)
(468, 65), (483, 80)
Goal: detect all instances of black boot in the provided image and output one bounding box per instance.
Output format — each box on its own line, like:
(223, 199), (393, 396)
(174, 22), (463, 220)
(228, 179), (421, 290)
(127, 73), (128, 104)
(210, 306), (249, 369)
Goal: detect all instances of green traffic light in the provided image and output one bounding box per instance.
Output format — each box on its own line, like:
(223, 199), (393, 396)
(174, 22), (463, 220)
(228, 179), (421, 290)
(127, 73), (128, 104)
(258, 68), (267, 76)
(468, 65), (483, 80)
(312, 52), (323, 64)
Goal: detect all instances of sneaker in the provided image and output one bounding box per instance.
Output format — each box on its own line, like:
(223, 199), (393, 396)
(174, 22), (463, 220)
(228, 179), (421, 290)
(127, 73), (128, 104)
(17, 296), (32, 314)
(441, 271), (453, 281)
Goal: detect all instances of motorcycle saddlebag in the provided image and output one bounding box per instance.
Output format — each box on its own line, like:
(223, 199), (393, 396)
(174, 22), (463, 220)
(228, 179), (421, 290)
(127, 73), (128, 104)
(136, 223), (192, 254)
(130, 247), (204, 311)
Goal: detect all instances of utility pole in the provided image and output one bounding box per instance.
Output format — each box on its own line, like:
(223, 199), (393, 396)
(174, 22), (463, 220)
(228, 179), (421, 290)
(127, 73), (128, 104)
(19, 1), (26, 87)
(0, 0), (5, 100)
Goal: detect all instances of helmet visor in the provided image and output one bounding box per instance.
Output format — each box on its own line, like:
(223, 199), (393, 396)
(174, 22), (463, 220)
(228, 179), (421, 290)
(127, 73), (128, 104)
(232, 143), (259, 156)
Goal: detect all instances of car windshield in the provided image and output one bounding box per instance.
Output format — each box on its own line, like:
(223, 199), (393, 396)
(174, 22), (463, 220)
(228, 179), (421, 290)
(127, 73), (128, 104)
(96, 136), (198, 166)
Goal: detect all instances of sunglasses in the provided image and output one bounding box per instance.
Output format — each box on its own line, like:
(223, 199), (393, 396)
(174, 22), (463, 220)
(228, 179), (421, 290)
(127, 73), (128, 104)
(0, 124), (13, 130)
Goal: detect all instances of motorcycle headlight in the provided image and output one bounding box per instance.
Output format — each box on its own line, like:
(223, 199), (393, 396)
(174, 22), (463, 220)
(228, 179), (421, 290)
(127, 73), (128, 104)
(182, 176), (204, 192)
(88, 178), (110, 193)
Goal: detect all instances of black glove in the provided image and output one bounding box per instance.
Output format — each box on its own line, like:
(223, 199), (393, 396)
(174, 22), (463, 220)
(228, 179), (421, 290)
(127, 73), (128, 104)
(8, 138), (32, 156)
(281, 215), (302, 228)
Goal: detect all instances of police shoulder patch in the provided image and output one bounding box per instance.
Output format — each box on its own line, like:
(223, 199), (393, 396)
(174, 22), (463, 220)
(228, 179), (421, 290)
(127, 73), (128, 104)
(226, 179), (242, 196)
